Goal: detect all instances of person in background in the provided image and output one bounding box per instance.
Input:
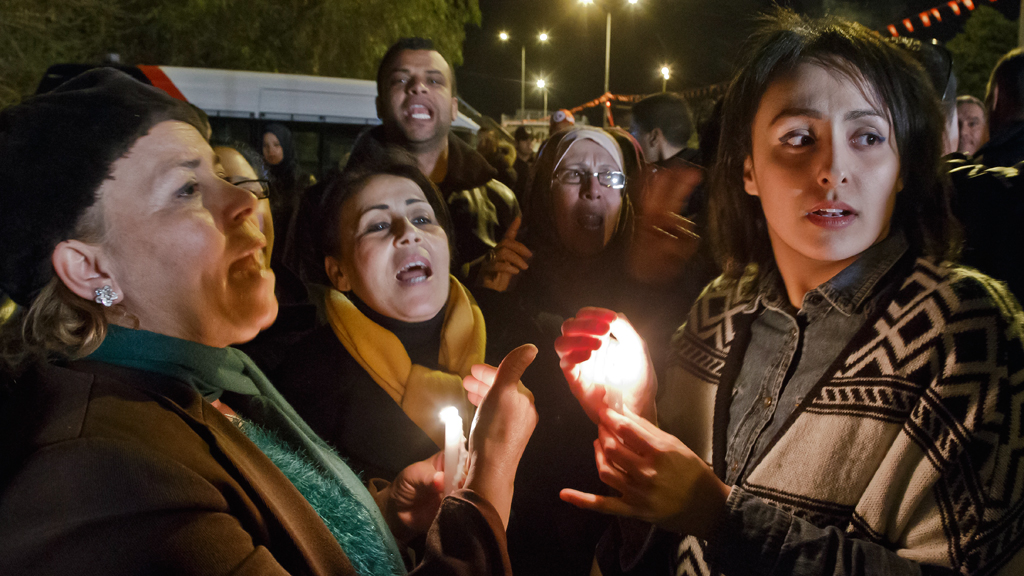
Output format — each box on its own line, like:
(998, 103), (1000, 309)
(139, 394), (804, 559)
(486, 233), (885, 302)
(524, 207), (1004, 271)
(511, 126), (535, 201)
(630, 92), (699, 167)
(215, 141), (318, 371)
(369, 37), (519, 274)
(549, 108), (575, 135)
(474, 125), (697, 575)
(627, 92), (716, 351)
(261, 122), (315, 276)
(957, 94), (989, 156)
(0, 68), (537, 576)
(477, 127), (517, 189)
(976, 47), (1024, 166)
(556, 11), (1024, 576)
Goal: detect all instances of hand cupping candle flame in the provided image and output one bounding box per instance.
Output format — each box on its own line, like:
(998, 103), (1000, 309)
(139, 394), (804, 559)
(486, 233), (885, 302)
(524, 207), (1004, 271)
(577, 318), (650, 413)
(556, 308), (657, 424)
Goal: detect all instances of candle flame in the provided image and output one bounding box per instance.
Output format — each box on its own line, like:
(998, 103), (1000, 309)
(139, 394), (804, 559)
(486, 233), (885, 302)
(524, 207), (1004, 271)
(578, 318), (648, 401)
(440, 406), (460, 423)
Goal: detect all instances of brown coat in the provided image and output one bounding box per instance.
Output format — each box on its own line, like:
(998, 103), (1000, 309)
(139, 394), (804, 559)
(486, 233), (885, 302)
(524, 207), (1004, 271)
(0, 361), (511, 575)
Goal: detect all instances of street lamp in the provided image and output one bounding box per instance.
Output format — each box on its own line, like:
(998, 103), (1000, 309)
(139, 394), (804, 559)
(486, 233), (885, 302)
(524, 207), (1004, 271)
(579, 0), (640, 98)
(536, 78), (549, 118)
(661, 65), (670, 92)
(499, 30), (550, 119)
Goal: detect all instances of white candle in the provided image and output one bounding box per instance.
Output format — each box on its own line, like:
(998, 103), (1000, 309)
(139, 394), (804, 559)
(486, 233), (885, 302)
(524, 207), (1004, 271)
(439, 406), (465, 495)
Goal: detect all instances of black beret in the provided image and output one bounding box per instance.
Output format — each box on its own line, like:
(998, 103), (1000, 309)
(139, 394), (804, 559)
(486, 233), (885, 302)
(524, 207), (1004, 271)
(0, 68), (206, 306)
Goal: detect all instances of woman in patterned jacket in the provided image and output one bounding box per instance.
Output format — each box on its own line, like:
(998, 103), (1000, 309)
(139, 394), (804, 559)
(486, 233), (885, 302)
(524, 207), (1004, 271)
(553, 10), (1024, 576)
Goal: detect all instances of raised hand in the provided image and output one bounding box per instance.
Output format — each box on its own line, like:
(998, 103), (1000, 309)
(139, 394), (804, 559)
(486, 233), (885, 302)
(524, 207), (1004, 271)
(463, 362), (535, 407)
(559, 406), (730, 540)
(478, 215), (533, 292)
(376, 452), (446, 544)
(554, 308), (657, 423)
(464, 344), (539, 528)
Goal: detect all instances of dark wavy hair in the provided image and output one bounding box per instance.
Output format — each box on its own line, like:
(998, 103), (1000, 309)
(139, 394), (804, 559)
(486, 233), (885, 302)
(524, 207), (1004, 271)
(318, 147), (453, 260)
(708, 10), (960, 277)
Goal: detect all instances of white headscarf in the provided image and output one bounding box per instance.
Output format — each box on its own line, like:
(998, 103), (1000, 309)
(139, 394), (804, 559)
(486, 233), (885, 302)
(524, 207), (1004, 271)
(552, 127), (625, 172)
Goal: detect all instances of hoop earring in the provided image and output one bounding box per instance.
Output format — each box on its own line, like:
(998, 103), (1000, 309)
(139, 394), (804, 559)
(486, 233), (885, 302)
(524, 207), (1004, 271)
(94, 285), (118, 307)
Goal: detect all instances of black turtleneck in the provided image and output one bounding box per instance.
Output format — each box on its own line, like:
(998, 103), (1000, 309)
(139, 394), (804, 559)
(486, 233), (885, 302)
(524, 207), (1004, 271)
(269, 293), (450, 481)
(348, 293), (447, 370)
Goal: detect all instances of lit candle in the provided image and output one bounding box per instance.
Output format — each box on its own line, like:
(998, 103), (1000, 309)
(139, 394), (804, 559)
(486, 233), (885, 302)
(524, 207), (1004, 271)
(439, 406), (466, 495)
(577, 318), (646, 413)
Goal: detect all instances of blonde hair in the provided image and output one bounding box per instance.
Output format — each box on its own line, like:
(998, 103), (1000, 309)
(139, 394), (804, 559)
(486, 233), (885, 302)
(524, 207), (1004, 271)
(1, 202), (109, 373)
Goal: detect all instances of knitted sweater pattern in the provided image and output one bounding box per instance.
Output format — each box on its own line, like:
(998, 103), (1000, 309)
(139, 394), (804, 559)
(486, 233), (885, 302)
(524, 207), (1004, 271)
(666, 257), (1024, 575)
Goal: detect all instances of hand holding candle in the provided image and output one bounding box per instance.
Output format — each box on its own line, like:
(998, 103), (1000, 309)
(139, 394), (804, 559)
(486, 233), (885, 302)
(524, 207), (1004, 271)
(556, 308), (657, 423)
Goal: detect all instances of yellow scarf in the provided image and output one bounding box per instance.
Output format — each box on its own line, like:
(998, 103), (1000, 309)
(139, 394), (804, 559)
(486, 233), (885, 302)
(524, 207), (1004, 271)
(324, 276), (484, 447)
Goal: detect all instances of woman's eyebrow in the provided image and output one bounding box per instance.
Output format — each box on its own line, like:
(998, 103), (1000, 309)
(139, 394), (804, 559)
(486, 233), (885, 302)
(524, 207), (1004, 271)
(845, 109), (885, 121)
(770, 107), (820, 126)
(406, 198), (426, 205)
(360, 204), (390, 216)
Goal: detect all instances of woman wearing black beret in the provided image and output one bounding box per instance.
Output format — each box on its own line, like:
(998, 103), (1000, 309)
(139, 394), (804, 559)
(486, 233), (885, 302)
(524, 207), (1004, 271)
(0, 68), (537, 576)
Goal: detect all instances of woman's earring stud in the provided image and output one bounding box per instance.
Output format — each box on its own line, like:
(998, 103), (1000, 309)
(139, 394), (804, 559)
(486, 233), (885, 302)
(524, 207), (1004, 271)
(94, 285), (118, 307)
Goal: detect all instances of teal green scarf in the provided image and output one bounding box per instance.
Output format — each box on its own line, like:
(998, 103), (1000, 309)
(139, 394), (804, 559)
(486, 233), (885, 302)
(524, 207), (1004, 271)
(89, 325), (406, 576)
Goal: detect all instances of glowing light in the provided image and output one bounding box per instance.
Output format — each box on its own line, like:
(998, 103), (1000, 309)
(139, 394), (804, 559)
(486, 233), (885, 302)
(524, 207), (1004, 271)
(963, 0), (975, 10)
(579, 0), (594, 5)
(887, 24), (899, 37)
(949, 1), (961, 16)
(440, 407), (466, 495)
(536, 78), (546, 89)
(499, 31), (509, 41)
(578, 318), (649, 413)
(539, 32), (549, 42)
(661, 66), (670, 79)
(903, 18), (914, 33)
(628, 0), (639, 4)
(920, 12), (931, 27)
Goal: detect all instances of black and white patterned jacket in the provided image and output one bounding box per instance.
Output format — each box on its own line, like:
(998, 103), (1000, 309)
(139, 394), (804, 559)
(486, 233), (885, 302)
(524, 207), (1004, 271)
(657, 256), (1024, 576)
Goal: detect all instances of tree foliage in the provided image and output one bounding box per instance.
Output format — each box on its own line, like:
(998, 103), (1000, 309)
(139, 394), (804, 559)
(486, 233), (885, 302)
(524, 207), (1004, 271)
(946, 5), (1018, 100)
(0, 0), (481, 108)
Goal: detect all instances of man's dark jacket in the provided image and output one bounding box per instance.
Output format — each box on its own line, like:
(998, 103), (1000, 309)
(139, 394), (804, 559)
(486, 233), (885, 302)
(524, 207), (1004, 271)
(948, 156), (1024, 299)
(974, 120), (1024, 167)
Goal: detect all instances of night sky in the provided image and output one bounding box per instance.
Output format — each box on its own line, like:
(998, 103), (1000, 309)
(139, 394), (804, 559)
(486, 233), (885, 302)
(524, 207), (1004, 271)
(455, 0), (1020, 124)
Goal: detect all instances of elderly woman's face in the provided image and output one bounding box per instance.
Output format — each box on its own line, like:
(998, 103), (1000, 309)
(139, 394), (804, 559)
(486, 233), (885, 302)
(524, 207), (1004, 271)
(100, 121), (277, 346)
(328, 174), (450, 322)
(214, 146), (274, 263)
(551, 139), (623, 256)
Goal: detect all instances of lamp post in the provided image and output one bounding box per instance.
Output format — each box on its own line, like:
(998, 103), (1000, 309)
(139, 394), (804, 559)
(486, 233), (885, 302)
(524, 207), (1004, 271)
(499, 30), (550, 119)
(661, 66), (670, 92)
(579, 0), (639, 97)
(536, 78), (548, 118)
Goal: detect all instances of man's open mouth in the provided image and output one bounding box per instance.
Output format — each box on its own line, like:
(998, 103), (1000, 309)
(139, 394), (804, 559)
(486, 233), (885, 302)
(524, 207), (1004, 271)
(408, 104), (432, 121)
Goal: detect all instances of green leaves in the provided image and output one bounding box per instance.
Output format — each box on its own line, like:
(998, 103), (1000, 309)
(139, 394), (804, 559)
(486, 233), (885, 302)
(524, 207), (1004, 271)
(947, 5), (1018, 100)
(0, 0), (481, 108)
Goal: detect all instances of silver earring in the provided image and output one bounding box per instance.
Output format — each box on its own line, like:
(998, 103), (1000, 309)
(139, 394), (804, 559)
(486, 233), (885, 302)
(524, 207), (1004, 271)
(94, 285), (118, 307)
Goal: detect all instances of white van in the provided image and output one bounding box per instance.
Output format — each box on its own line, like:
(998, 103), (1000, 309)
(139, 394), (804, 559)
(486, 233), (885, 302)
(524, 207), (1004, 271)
(38, 64), (481, 179)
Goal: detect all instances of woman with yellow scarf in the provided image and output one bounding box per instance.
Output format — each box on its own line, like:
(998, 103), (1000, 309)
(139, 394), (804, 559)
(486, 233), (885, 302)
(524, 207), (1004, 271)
(271, 151), (487, 482)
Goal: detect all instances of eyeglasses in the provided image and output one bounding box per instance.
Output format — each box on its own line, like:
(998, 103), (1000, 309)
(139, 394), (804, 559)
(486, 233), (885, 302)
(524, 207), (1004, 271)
(553, 169), (626, 190)
(229, 178), (271, 200)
